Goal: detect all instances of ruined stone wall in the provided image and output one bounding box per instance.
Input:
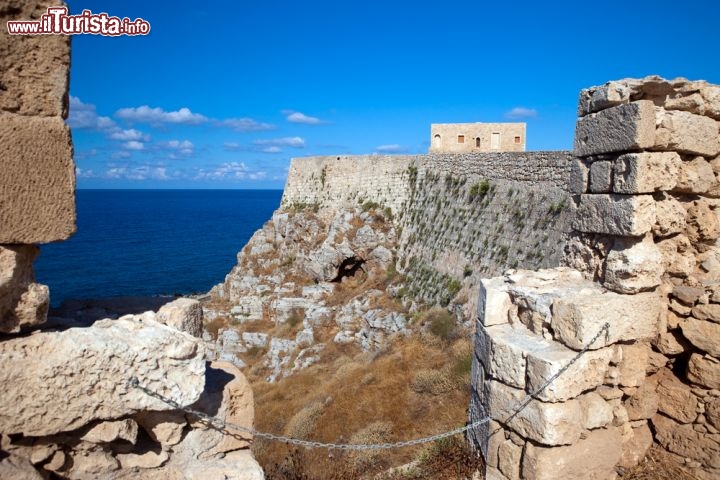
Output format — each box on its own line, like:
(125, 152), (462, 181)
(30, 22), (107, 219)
(471, 76), (720, 480)
(0, 3), (263, 477)
(0, 0), (75, 333)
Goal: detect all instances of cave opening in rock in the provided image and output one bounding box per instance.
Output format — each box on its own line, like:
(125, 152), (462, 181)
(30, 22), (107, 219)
(331, 256), (365, 282)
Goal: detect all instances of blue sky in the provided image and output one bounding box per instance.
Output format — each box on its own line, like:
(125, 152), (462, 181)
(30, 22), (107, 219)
(65, 0), (720, 189)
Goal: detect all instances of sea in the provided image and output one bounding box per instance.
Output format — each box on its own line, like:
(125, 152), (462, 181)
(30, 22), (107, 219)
(34, 189), (283, 307)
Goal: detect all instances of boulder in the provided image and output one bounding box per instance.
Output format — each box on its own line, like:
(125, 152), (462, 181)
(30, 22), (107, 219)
(156, 298), (203, 337)
(0, 316), (205, 436)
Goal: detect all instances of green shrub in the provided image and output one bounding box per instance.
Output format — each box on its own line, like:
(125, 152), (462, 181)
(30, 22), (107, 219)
(468, 180), (490, 201)
(426, 309), (455, 341)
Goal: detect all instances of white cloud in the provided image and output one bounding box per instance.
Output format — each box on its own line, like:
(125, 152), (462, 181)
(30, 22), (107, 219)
(374, 144), (406, 153)
(67, 96), (116, 130)
(105, 165), (170, 181)
(261, 146), (282, 153)
(163, 139), (194, 155)
(109, 128), (150, 141)
(111, 151), (132, 159)
(75, 167), (95, 178)
(224, 142), (241, 151)
(285, 111), (323, 125)
(122, 140), (145, 151)
(194, 162), (267, 181)
(253, 137), (305, 148)
(217, 118), (276, 132)
(505, 107), (538, 119)
(115, 105), (208, 125)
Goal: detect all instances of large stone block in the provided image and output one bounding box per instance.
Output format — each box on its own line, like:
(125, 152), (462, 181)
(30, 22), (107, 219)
(551, 289), (661, 350)
(603, 235), (663, 294)
(478, 277), (512, 326)
(521, 427), (622, 480)
(526, 342), (614, 402)
(486, 380), (583, 446)
(681, 318), (720, 357)
(654, 109), (720, 157)
(574, 101), (656, 156)
(589, 160), (612, 193)
(577, 81), (633, 116)
(613, 152), (681, 193)
(674, 156), (716, 194)
(0, 1), (70, 117)
(687, 353), (720, 389)
(0, 113), (75, 243)
(573, 194), (656, 236)
(0, 315), (205, 436)
(157, 297), (203, 338)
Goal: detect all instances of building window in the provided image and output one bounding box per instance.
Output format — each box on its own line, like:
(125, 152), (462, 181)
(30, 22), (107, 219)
(458, 135), (465, 144)
(514, 136), (521, 144)
(475, 137), (481, 147)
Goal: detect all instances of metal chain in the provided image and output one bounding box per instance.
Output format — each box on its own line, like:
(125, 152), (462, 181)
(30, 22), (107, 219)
(130, 322), (610, 451)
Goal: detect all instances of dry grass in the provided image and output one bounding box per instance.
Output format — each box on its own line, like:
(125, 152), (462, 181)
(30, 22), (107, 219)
(251, 333), (473, 479)
(620, 446), (702, 480)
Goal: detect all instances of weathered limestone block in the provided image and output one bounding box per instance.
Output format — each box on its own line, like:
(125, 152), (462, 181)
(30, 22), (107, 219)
(686, 199), (720, 244)
(613, 152), (681, 193)
(526, 343), (614, 402)
(603, 235), (663, 294)
(0, 454), (45, 480)
(579, 392), (614, 429)
(478, 277), (512, 326)
(702, 85), (720, 120)
(0, 1), (70, 117)
(619, 423), (653, 469)
(706, 398), (720, 431)
(656, 234), (696, 278)
(681, 318), (720, 357)
(0, 245), (49, 333)
(657, 370), (698, 423)
(687, 354), (720, 389)
(497, 439), (522, 480)
(573, 194), (656, 236)
(653, 195), (687, 237)
(156, 298), (203, 337)
(574, 101), (656, 156)
(674, 156), (715, 194)
(589, 160), (612, 193)
(652, 413), (720, 469)
(475, 323), (529, 389)
(186, 361), (254, 455)
(551, 289), (661, 350)
(568, 158), (588, 194)
(654, 109), (720, 157)
(618, 343), (651, 387)
(0, 316), (205, 436)
(655, 330), (687, 355)
(486, 380), (583, 446)
(624, 376), (659, 420)
(81, 419), (139, 445)
(117, 451), (169, 470)
(135, 410), (187, 447)
(521, 427), (622, 480)
(577, 81), (633, 116)
(0, 113), (76, 243)
(692, 304), (720, 323)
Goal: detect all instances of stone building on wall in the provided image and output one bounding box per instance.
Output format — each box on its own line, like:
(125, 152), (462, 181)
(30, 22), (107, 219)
(429, 122), (526, 153)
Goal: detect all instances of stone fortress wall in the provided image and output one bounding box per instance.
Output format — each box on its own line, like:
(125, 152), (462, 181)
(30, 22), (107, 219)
(0, 2), (263, 478)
